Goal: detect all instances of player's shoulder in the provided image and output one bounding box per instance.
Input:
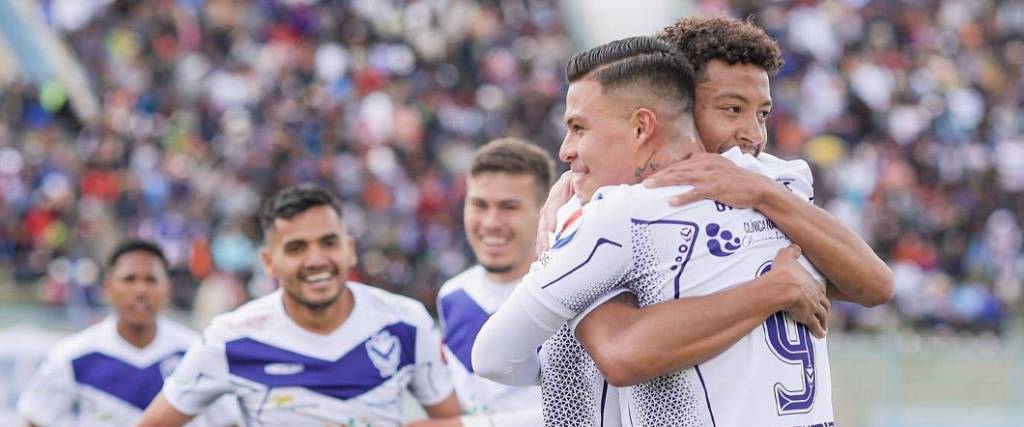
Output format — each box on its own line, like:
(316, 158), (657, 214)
(756, 152), (815, 199)
(47, 318), (112, 361)
(204, 291), (281, 343)
(351, 281), (433, 325)
(156, 317), (200, 343)
(438, 265), (484, 300)
(757, 152), (813, 180)
(583, 184), (644, 219)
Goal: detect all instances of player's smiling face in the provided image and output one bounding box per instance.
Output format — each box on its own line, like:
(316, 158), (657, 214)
(464, 171), (541, 282)
(104, 251), (170, 328)
(261, 205), (356, 311)
(694, 60), (772, 156)
(560, 79), (643, 203)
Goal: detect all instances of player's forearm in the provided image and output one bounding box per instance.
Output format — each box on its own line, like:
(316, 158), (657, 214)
(472, 284), (571, 386)
(581, 278), (792, 386)
(757, 184), (893, 306)
(137, 393), (194, 427)
(424, 394), (462, 418)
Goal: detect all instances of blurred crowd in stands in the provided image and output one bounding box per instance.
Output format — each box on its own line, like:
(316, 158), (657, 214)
(0, 0), (1021, 335)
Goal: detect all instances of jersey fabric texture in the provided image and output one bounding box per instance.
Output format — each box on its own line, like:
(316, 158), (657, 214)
(437, 265), (543, 427)
(161, 282), (453, 427)
(17, 315), (239, 427)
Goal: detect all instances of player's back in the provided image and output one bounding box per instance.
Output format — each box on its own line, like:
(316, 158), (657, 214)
(606, 150), (834, 426)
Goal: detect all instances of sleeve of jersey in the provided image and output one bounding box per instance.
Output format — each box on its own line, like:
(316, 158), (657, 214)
(408, 306), (456, 406)
(16, 351), (77, 426)
(567, 288), (633, 334)
(191, 394), (242, 427)
(473, 194), (632, 386)
(162, 330), (236, 416)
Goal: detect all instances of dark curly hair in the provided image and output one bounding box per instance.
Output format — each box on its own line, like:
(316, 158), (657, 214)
(657, 15), (783, 81)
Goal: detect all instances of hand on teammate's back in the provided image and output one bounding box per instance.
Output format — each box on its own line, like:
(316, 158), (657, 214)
(767, 244), (830, 338)
(535, 171), (574, 255)
(643, 152), (774, 208)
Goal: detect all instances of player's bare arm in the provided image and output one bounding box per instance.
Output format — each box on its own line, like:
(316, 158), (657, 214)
(644, 152), (894, 306)
(576, 244), (828, 386)
(422, 393), (462, 419)
(136, 393), (194, 427)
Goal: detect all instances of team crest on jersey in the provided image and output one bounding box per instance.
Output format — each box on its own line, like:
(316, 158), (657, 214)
(159, 354), (183, 379)
(552, 208), (583, 250)
(366, 330), (401, 377)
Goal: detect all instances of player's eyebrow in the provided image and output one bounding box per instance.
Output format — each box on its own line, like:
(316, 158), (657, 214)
(565, 115), (586, 127)
(716, 92), (773, 108)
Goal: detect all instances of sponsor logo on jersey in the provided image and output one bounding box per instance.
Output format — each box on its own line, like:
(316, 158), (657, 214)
(367, 330), (401, 377)
(552, 208), (583, 250)
(270, 393), (295, 407)
(706, 223), (742, 257)
(264, 363), (305, 375)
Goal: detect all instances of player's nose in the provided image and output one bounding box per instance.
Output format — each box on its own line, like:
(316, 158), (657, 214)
(559, 133), (576, 162)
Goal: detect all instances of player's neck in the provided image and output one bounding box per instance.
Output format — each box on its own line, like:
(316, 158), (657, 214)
(116, 319), (158, 349)
(635, 146), (681, 183)
(283, 286), (355, 335)
(484, 261), (531, 285)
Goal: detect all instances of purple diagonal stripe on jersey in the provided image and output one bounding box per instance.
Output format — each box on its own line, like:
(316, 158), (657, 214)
(225, 322), (417, 400)
(540, 238), (623, 289)
(439, 289), (489, 372)
(72, 351), (183, 410)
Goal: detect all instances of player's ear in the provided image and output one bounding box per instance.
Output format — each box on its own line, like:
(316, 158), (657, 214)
(259, 245), (276, 279)
(344, 234), (357, 266)
(630, 107), (657, 147)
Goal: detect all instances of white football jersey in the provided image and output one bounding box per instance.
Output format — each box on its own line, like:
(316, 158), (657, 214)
(437, 265), (543, 426)
(530, 149), (834, 426)
(162, 282), (454, 427)
(17, 316), (239, 427)
(539, 198), (625, 427)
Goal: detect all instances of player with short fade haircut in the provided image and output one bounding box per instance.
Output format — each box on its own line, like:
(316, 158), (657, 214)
(469, 137), (554, 203)
(18, 239), (239, 427)
(140, 183), (460, 427)
(474, 31), (840, 426)
(422, 138), (553, 427)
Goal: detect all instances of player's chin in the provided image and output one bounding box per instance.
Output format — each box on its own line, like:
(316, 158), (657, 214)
(480, 260), (514, 274)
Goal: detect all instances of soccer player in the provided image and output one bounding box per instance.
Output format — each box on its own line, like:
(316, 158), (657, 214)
(474, 36), (836, 426)
(17, 240), (239, 427)
(533, 15), (893, 393)
(414, 138), (552, 427)
(137, 184), (460, 427)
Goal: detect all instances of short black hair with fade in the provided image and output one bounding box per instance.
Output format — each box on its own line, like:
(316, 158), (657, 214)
(657, 15), (783, 81)
(259, 183), (344, 240)
(470, 138), (555, 202)
(107, 239), (168, 272)
(565, 36), (695, 114)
